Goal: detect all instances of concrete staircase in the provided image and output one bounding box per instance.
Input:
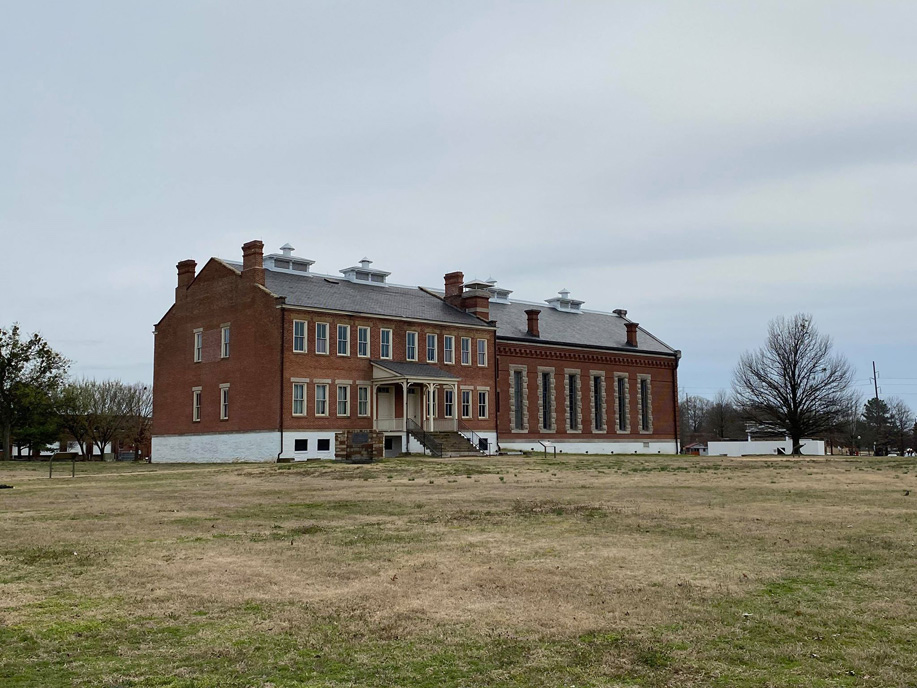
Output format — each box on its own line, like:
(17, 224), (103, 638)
(408, 427), (483, 457)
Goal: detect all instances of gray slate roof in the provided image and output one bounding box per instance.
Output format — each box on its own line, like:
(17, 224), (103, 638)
(371, 360), (459, 379)
(224, 262), (487, 327)
(489, 301), (675, 355)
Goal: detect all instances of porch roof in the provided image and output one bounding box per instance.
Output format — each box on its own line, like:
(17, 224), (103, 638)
(371, 360), (459, 381)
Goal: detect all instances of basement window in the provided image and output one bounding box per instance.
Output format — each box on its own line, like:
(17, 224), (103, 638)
(317, 439), (331, 452)
(294, 439), (308, 452)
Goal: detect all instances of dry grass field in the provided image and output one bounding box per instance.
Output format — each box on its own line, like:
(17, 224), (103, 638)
(1, 454), (916, 687)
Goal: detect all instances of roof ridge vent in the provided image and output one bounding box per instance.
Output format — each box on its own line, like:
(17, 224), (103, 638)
(485, 278), (513, 303)
(264, 243), (315, 273)
(546, 288), (584, 313)
(340, 258), (391, 286)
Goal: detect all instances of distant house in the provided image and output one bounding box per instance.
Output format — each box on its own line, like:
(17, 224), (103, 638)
(683, 442), (708, 456)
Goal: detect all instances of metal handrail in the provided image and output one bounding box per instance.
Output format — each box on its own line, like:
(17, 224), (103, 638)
(406, 418), (443, 457)
(458, 421), (490, 455)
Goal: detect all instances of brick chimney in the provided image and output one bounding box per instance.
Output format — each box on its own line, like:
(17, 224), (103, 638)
(525, 309), (541, 337)
(625, 322), (639, 347)
(444, 271), (464, 308)
(461, 289), (490, 321)
(242, 240), (265, 286)
(176, 260), (196, 301)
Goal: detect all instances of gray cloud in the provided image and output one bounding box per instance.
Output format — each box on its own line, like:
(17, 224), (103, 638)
(2, 1), (916, 402)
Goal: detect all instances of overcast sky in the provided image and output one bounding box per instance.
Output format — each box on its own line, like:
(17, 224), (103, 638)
(3, 1), (916, 404)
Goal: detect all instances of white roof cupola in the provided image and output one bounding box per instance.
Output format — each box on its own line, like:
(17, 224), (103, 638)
(340, 258), (391, 285)
(264, 243), (314, 273)
(546, 288), (584, 313)
(485, 278), (513, 303)
(463, 278), (492, 292)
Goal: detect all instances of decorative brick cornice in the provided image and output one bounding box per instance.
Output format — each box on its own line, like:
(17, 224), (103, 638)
(497, 342), (675, 369)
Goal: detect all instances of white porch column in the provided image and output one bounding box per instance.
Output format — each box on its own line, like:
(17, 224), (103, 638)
(452, 382), (459, 431)
(424, 383), (433, 432)
(401, 380), (409, 434)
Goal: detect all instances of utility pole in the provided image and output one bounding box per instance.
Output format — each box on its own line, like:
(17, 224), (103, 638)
(871, 361), (883, 456)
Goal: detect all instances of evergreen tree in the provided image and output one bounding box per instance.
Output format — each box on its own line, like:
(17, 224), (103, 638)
(861, 397), (891, 454)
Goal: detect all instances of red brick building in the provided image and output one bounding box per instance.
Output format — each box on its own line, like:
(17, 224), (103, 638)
(152, 241), (679, 461)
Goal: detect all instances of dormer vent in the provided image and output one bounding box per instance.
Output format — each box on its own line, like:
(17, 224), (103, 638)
(546, 288), (584, 313)
(340, 258), (391, 285)
(463, 278), (492, 291)
(264, 243), (315, 273)
(485, 278), (513, 303)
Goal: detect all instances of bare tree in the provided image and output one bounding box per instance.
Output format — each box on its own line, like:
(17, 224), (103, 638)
(0, 324), (69, 460)
(54, 381), (93, 459)
(707, 389), (742, 439)
(679, 394), (712, 446)
(85, 380), (131, 460)
(122, 383), (153, 460)
(887, 397), (914, 455)
(732, 314), (855, 455)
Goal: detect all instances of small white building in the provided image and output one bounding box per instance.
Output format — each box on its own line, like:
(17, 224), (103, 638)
(707, 437), (825, 457)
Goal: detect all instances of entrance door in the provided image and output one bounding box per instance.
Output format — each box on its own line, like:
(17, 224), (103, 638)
(407, 388), (422, 426)
(377, 387), (394, 420)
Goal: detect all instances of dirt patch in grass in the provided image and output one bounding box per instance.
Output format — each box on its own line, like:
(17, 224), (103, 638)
(1, 456), (916, 686)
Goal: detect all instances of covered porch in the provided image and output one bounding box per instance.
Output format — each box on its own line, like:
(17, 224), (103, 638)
(371, 361), (460, 434)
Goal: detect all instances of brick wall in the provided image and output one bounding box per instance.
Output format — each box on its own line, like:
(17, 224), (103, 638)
(281, 308), (497, 434)
(153, 260), (282, 437)
(496, 341), (678, 443)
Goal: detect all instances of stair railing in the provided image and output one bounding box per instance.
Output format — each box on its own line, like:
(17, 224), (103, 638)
(458, 421), (490, 455)
(406, 418), (443, 458)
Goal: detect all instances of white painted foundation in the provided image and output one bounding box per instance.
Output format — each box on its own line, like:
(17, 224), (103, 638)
(153, 432), (280, 463)
(280, 431), (341, 461)
(498, 439), (678, 455)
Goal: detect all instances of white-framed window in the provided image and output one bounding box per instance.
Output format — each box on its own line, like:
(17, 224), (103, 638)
(220, 385), (230, 420)
(426, 334), (437, 362)
(192, 389), (201, 422)
(426, 387), (436, 419)
(293, 320), (307, 353)
(292, 383), (306, 416)
(357, 327), (370, 358)
(444, 389), (454, 418)
(380, 329), (392, 359)
(477, 339), (487, 367)
(337, 385), (350, 416)
(315, 323), (328, 354)
(406, 331), (418, 361)
(193, 330), (202, 363)
(221, 325), (230, 358)
(461, 390), (472, 419)
(443, 335), (455, 364)
(315, 384), (328, 416)
(337, 324), (350, 356)
(478, 390), (488, 419)
(461, 337), (471, 365)
(357, 385), (370, 417)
